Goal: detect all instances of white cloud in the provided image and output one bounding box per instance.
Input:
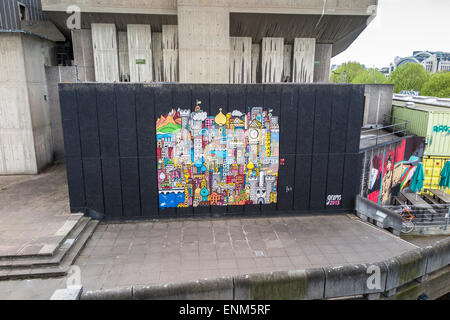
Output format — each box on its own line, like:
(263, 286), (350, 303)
(192, 112), (207, 121)
(231, 110), (243, 117)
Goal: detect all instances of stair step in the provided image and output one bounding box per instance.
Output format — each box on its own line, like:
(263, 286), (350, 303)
(0, 220), (99, 281)
(0, 214), (84, 260)
(0, 217), (91, 269)
(60, 220), (99, 269)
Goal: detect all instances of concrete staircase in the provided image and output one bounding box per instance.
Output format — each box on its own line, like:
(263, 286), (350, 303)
(0, 217), (98, 280)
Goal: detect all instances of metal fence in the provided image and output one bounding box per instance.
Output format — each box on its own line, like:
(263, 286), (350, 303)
(385, 204), (450, 228)
(361, 114), (409, 147)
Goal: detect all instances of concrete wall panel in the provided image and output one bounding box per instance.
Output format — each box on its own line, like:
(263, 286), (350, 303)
(363, 84), (394, 126)
(127, 24), (153, 82)
(292, 38), (315, 83)
(261, 37), (284, 83)
(92, 23), (120, 82)
(229, 37), (252, 84)
(162, 25), (178, 82)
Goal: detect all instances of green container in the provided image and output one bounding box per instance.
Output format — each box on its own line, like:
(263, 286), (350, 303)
(392, 101), (450, 156)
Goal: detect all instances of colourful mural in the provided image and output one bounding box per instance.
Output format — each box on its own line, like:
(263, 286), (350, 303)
(367, 140), (406, 205)
(156, 103), (280, 209)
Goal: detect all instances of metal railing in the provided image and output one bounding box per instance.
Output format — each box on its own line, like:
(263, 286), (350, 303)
(361, 115), (409, 147)
(385, 204), (450, 228)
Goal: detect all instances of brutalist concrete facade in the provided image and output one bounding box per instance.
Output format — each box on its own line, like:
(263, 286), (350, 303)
(42, 0), (378, 84)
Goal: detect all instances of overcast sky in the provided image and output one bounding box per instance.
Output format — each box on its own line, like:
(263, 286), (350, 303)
(331, 0), (450, 69)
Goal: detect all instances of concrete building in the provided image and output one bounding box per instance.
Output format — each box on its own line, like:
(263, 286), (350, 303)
(41, 0), (378, 84)
(1, 0), (379, 175)
(0, 0), (67, 174)
(388, 51), (450, 75)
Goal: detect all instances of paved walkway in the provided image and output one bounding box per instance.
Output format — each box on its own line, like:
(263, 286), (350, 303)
(0, 165), (439, 299)
(0, 165), (81, 257)
(0, 278), (66, 300)
(75, 215), (417, 291)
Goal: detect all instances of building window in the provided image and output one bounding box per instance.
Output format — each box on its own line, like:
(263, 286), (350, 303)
(18, 2), (28, 21)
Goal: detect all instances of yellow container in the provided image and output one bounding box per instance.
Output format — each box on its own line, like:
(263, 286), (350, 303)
(422, 155), (450, 193)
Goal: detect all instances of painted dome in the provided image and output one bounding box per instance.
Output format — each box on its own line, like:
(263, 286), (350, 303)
(215, 108), (227, 126)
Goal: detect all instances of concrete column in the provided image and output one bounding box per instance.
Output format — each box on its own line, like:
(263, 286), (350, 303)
(118, 32), (130, 82)
(229, 37), (252, 84)
(0, 33), (55, 174)
(251, 44), (261, 84)
(127, 24), (153, 82)
(292, 38), (315, 83)
(91, 23), (120, 82)
(45, 66), (78, 161)
(162, 25), (178, 82)
(152, 32), (164, 82)
(71, 29), (95, 82)
(177, 1), (230, 83)
(314, 43), (332, 83)
(261, 37), (284, 83)
(0, 33), (37, 174)
(283, 44), (292, 82)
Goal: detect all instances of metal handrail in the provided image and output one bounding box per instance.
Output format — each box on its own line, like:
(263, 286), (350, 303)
(387, 204), (450, 228)
(361, 122), (409, 146)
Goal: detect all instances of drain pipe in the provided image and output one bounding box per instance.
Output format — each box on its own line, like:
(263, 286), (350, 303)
(315, 0), (327, 29)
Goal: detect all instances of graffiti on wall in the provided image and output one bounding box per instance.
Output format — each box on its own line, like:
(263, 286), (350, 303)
(326, 195), (342, 206)
(433, 125), (450, 134)
(367, 140), (406, 205)
(156, 103), (280, 208)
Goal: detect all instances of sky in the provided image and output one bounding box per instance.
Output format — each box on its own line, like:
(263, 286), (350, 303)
(331, 0), (450, 69)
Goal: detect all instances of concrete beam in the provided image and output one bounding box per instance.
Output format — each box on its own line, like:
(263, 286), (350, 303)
(42, 0), (376, 16)
(41, 0), (178, 15)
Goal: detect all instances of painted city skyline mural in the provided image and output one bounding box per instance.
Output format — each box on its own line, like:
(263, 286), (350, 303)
(156, 102), (280, 209)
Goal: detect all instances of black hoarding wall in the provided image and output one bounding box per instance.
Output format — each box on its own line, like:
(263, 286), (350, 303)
(59, 83), (365, 220)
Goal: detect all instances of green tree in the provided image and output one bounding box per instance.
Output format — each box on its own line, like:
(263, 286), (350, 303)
(386, 63), (431, 93)
(352, 68), (387, 84)
(421, 72), (450, 98)
(331, 61), (366, 83)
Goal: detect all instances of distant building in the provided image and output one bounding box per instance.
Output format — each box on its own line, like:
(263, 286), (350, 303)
(386, 51), (450, 76)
